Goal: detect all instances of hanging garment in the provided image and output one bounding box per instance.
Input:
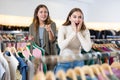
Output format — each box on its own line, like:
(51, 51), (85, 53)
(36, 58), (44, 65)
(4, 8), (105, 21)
(15, 55), (28, 80)
(4, 51), (19, 80)
(26, 60), (34, 80)
(0, 53), (10, 80)
(0, 63), (5, 80)
(112, 68), (120, 79)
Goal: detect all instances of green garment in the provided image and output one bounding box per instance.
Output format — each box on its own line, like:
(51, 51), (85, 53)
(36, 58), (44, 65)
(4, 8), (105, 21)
(18, 52), (25, 58)
(107, 74), (119, 80)
(26, 42), (47, 74)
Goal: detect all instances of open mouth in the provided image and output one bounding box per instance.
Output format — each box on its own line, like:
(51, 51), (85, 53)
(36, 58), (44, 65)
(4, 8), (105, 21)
(75, 23), (79, 26)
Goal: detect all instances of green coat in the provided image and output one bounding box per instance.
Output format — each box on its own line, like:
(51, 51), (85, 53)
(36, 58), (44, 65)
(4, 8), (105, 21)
(29, 22), (57, 55)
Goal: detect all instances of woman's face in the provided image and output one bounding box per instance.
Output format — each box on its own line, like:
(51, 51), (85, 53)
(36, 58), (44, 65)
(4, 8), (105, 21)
(37, 7), (48, 22)
(69, 11), (83, 26)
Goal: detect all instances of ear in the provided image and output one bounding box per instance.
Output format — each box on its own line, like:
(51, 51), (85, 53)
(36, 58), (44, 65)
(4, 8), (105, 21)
(82, 16), (84, 20)
(69, 16), (71, 21)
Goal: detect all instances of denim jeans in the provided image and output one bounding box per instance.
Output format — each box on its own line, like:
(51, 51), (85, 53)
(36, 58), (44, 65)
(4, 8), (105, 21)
(54, 60), (84, 74)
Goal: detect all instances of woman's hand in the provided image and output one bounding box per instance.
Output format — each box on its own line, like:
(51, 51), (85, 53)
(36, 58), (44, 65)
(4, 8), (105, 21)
(28, 35), (34, 41)
(45, 24), (55, 41)
(71, 22), (81, 33)
(71, 21), (77, 32)
(45, 24), (52, 32)
(76, 22), (81, 32)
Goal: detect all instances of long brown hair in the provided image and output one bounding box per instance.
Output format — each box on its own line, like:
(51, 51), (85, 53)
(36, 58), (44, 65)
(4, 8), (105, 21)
(33, 4), (53, 32)
(63, 8), (86, 30)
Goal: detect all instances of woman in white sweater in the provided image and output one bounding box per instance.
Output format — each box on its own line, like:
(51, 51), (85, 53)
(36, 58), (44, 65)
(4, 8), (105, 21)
(54, 8), (92, 73)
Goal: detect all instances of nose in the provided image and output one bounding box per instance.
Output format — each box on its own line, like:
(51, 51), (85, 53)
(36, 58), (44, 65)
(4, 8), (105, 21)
(75, 18), (79, 23)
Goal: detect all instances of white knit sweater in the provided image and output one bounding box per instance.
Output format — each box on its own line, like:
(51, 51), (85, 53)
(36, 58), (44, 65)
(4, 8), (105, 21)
(58, 25), (92, 56)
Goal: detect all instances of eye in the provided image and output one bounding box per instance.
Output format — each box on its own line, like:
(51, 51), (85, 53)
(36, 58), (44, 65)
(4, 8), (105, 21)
(39, 11), (43, 14)
(78, 16), (82, 19)
(73, 15), (77, 18)
(44, 11), (48, 14)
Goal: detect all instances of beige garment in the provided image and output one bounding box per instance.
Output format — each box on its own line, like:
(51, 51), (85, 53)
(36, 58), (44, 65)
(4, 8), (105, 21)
(58, 25), (92, 56)
(16, 70), (22, 80)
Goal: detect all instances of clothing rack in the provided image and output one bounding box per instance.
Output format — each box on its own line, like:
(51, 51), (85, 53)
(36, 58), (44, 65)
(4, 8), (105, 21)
(92, 38), (120, 44)
(40, 53), (100, 64)
(38, 41), (120, 64)
(92, 35), (120, 42)
(0, 40), (31, 52)
(107, 35), (120, 39)
(92, 38), (120, 41)
(0, 31), (29, 51)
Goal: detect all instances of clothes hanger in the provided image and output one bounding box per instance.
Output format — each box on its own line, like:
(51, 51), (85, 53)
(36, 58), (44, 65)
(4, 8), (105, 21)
(4, 47), (11, 52)
(74, 67), (86, 80)
(90, 65), (101, 76)
(101, 63), (113, 75)
(56, 70), (66, 80)
(112, 43), (119, 48)
(17, 47), (25, 58)
(46, 71), (55, 80)
(3, 47), (11, 57)
(112, 43), (120, 50)
(82, 65), (95, 79)
(95, 64), (109, 80)
(22, 46), (32, 59)
(66, 69), (77, 80)
(10, 47), (17, 55)
(92, 43), (98, 49)
(111, 61), (120, 69)
(33, 71), (45, 80)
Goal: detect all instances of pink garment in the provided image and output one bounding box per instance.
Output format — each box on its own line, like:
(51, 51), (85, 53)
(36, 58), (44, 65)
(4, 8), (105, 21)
(112, 68), (120, 79)
(17, 42), (27, 49)
(104, 70), (110, 75)
(32, 48), (42, 58)
(17, 42), (21, 49)
(7, 43), (11, 47)
(21, 42), (27, 48)
(7, 43), (15, 47)
(97, 74), (105, 80)
(32, 48), (43, 71)
(22, 50), (30, 59)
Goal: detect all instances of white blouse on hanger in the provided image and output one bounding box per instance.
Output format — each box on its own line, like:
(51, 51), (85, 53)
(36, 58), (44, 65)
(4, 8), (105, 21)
(0, 53), (10, 80)
(4, 51), (19, 80)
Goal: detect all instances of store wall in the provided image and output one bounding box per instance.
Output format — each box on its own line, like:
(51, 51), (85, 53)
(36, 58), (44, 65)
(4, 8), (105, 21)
(0, 0), (93, 21)
(87, 0), (120, 22)
(0, 0), (120, 27)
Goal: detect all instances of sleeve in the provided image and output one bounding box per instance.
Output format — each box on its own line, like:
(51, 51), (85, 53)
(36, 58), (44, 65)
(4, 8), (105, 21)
(77, 29), (92, 52)
(29, 23), (33, 36)
(50, 22), (57, 43)
(58, 26), (76, 50)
